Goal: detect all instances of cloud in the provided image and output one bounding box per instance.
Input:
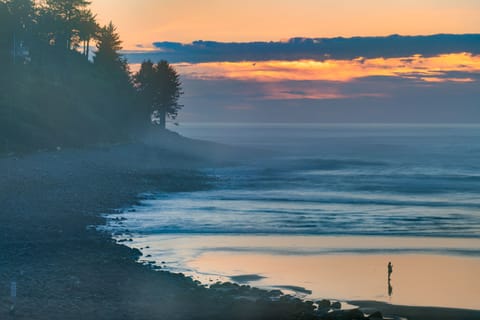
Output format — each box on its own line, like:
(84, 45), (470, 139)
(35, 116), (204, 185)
(255, 82), (387, 100)
(172, 53), (480, 84)
(177, 76), (480, 123)
(124, 34), (480, 64)
(122, 35), (480, 123)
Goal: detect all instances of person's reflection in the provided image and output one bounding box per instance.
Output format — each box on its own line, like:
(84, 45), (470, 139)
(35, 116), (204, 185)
(387, 261), (393, 298)
(388, 278), (393, 297)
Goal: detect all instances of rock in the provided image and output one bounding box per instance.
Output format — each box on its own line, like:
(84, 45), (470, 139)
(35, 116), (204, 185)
(317, 299), (332, 309)
(305, 300), (314, 308)
(331, 301), (342, 309)
(368, 311), (383, 320)
(269, 289), (283, 296)
(315, 308), (330, 317)
(346, 309), (368, 320)
(346, 309), (367, 320)
(321, 308), (366, 320)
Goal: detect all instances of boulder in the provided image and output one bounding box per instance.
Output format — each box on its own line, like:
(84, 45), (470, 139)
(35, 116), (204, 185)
(320, 308), (367, 320)
(368, 311), (383, 320)
(317, 299), (332, 309)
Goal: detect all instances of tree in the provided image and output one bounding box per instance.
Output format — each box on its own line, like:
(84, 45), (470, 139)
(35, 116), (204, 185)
(1, 0), (36, 63)
(7, 0), (35, 32)
(0, 1), (13, 61)
(77, 8), (97, 59)
(134, 60), (183, 129)
(42, 0), (91, 50)
(93, 22), (126, 73)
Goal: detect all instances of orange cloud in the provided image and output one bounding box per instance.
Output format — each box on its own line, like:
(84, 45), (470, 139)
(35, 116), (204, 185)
(174, 53), (480, 83)
(420, 77), (475, 83)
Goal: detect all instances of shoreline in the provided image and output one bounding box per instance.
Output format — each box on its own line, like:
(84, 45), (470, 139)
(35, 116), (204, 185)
(0, 133), (319, 319)
(1, 132), (479, 319)
(112, 233), (480, 310)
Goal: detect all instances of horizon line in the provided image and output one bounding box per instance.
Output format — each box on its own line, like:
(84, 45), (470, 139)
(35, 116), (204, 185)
(124, 33), (480, 50)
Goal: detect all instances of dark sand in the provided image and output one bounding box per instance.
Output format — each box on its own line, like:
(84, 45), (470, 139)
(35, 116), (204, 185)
(1, 131), (479, 319)
(0, 132), (317, 319)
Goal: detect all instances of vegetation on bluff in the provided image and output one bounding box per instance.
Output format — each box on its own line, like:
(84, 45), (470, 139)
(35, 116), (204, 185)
(0, 0), (182, 153)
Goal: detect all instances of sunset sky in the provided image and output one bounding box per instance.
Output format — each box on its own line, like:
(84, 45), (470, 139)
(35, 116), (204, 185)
(90, 1), (480, 123)
(90, 0), (480, 48)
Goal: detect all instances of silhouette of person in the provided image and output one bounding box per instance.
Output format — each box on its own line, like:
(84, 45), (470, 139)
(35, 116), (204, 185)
(387, 262), (394, 298)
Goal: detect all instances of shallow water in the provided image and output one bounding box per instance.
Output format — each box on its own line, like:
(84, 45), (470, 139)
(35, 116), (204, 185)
(114, 234), (480, 309)
(109, 123), (480, 309)
(120, 123), (480, 238)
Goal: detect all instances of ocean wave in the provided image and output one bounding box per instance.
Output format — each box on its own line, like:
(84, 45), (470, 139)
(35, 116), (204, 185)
(204, 194), (480, 209)
(111, 124), (480, 240)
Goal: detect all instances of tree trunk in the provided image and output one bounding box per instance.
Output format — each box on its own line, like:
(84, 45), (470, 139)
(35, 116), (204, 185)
(86, 38), (90, 59)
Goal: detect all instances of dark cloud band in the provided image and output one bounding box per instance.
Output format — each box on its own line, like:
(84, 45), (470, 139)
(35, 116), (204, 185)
(125, 34), (480, 63)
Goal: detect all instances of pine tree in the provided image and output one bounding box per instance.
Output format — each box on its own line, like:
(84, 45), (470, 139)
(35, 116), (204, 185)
(43, 0), (91, 49)
(77, 9), (97, 59)
(134, 60), (183, 129)
(93, 22), (126, 73)
(1, 0), (35, 63)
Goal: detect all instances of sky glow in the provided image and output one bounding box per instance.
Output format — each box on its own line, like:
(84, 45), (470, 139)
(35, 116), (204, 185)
(90, 0), (480, 49)
(89, 1), (480, 123)
(173, 53), (480, 83)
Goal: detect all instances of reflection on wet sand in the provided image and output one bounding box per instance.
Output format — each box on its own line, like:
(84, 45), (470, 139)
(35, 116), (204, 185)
(129, 235), (480, 310)
(388, 279), (393, 299)
(188, 252), (480, 310)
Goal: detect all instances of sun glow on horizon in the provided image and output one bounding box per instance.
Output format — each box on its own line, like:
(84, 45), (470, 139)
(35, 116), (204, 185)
(154, 52), (480, 101)
(173, 53), (480, 84)
(90, 0), (480, 49)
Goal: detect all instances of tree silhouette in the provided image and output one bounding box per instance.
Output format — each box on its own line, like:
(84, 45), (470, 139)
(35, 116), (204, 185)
(94, 22), (126, 73)
(77, 9), (97, 59)
(134, 60), (183, 129)
(0, 2), (13, 61)
(43, 0), (91, 50)
(1, 0), (35, 63)
(0, 0), (186, 153)
(7, 0), (35, 31)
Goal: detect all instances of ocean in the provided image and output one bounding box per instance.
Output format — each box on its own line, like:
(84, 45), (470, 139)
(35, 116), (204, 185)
(108, 123), (480, 308)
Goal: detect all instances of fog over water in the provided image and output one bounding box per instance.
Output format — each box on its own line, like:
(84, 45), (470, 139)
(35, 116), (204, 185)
(117, 123), (480, 239)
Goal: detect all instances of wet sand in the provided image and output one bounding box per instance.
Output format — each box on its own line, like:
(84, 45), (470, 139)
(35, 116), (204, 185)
(125, 235), (480, 310)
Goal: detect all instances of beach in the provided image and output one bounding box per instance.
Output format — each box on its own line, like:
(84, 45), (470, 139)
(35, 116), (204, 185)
(1, 131), (479, 319)
(111, 234), (480, 310)
(0, 132), (307, 319)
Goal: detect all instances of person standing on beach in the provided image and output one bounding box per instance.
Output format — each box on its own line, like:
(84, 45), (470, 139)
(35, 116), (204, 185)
(387, 262), (393, 298)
